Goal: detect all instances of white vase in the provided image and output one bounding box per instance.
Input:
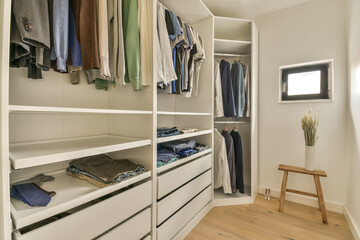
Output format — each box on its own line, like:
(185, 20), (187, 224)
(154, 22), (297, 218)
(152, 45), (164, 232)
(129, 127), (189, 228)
(305, 146), (316, 171)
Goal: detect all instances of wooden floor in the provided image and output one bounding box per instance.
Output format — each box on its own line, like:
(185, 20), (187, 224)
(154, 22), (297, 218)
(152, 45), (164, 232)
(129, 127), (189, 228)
(185, 195), (353, 240)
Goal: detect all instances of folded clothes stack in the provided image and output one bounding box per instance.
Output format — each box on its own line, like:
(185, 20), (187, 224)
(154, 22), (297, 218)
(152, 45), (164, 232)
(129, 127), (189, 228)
(66, 155), (145, 188)
(157, 139), (209, 167)
(157, 127), (180, 137)
(10, 174), (56, 207)
(157, 127), (199, 138)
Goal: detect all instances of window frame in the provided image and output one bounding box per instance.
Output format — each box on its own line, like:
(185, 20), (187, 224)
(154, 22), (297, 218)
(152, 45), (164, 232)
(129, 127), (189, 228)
(279, 59), (334, 103)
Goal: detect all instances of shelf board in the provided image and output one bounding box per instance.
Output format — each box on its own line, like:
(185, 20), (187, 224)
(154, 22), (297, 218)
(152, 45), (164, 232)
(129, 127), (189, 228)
(214, 16), (252, 42)
(159, 0), (212, 24)
(11, 170), (151, 229)
(157, 111), (211, 116)
(214, 39), (251, 55)
(157, 149), (212, 174)
(10, 135), (151, 169)
(9, 105), (152, 115)
(213, 188), (252, 206)
(157, 130), (212, 143)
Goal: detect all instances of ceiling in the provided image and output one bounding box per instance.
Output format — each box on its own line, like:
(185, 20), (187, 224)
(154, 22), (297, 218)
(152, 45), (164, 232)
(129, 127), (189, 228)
(202, 0), (314, 20)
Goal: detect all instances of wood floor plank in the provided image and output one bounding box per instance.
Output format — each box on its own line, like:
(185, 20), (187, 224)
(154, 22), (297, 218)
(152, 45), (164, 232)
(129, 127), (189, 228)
(185, 194), (353, 240)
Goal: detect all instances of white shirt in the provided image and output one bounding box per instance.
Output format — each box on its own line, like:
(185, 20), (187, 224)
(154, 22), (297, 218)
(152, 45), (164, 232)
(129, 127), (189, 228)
(214, 128), (232, 194)
(214, 62), (224, 118)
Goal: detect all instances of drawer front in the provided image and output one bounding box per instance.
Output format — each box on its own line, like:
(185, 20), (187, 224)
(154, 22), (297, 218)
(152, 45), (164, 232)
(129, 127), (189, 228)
(157, 186), (211, 240)
(157, 154), (211, 199)
(98, 208), (151, 240)
(15, 181), (152, 240)
(157, 170), (211, 225)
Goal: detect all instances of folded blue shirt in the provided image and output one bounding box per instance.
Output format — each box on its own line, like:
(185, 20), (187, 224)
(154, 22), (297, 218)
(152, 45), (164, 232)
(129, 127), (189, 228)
(11, 183), (51, 207)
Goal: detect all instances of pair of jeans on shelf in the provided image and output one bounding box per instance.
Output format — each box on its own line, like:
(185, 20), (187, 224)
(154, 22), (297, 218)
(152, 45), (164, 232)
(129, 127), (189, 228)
(161, 139), (196, 153)
(66, 155), (145, 186)
(157, 127), (180, 138)
(177, 149), (198, 158)
(157, 148), (179, 163)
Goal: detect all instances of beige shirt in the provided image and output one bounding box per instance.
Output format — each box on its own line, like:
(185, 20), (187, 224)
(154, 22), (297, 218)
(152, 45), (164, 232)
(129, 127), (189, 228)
(138, 0), (151, 86)
(214, 128), (232, 194)
(214, 62), (224, 118)
(96, 0), (111, 78)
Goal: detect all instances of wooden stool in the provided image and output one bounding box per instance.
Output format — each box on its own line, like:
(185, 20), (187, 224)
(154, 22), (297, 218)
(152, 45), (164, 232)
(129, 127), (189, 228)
(278, 164), (328, 224)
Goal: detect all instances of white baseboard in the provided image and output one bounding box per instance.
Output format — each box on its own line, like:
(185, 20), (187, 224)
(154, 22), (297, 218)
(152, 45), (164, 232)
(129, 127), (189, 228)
(174, 202), (213, 240)
(344, 206), (360, 240)
(258, 186), (344, 214)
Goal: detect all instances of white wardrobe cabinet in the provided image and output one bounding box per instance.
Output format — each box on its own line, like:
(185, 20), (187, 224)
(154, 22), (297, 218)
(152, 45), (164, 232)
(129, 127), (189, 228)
(0, 0), (258, 239)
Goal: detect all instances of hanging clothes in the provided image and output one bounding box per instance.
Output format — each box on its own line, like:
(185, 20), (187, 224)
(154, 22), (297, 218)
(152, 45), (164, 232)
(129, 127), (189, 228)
(214, 129), (232, 194)
(123, 0), (141, 91)
(221, 129), (236, 193)
(138, 0), (152, 86)
(71, 0), (100, 72)
(214, 61), (224, 118)
(96, 0), (111, 78)
(192, 32), (205, 97)
(243, 63), (251, 117)
(230, 129), (245, 194)
(231, 62), (246, 119)
(156, 3), (177, 85)
(220, 60), (236, 117)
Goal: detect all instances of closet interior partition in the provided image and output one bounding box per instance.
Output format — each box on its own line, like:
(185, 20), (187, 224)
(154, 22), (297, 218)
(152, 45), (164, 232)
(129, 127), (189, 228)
(213, 16), (258, 206)
(0, 1), (258, 240)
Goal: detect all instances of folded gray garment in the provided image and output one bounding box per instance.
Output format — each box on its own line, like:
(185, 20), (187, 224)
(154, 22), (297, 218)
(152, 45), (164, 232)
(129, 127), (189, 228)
(69, 155), (143, 184)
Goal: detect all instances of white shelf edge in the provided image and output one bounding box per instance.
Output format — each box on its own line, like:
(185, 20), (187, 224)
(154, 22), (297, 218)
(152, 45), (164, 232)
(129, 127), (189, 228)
(157, 149), (212, 174)
(212, 195), (252, 207)
(9, 105), (152, 115)
(11, 171), (151, 229)
(157, 130), (212, 143)
(157, 111), (211, 116)
(214, 38), (252, 45)
(214, 16), (252, 23)
(10, 135), (152, 169)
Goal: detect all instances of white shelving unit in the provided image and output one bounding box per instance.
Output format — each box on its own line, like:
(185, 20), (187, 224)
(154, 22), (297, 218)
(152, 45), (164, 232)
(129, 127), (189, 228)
(10, 135), (151, 169)
(157, 111), (211, 116)
(213, 16), (258, 206)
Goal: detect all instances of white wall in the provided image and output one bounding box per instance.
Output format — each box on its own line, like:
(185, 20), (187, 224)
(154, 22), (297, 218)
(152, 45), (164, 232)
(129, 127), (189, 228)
(346, 0), (360, 237)
(255, 0), (348, 212)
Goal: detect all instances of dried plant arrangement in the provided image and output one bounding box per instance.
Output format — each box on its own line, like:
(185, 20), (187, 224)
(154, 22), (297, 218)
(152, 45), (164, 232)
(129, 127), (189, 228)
(301, 109), (319, 146)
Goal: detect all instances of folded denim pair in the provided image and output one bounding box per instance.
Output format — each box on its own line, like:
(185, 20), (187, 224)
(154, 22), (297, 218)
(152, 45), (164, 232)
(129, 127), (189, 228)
(157, 127), (180, 138)
(157, 148), (179, 163)
(66, 155), (145, 187)
(161, 139), (196, 153)
(177, 149), (198, 158)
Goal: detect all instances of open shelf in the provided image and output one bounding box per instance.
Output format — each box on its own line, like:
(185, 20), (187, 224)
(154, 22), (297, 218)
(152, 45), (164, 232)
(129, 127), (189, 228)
(157, 111), (211, 116)
(214, 39), (251, 54)
(9, 105), (152, 115)
(157, 149), (212, 174)
(10, 135), (151, 169)
(214, 16), (252, 41)
(10, 170), (151, 229)
(157, 130), (212, 143)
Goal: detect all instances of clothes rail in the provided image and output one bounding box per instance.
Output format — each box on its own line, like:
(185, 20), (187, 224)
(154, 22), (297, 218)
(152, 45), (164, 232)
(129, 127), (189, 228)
(214, 53), (250, 57)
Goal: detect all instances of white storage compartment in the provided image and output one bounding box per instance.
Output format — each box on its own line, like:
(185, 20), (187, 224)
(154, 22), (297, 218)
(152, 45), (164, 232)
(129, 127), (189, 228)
(13, 181), (151, 240)
(97, 208), (151, 240)
(157, 186), (211, 240)
(157, 154), (211, 199)
(157, 170), (211, 225)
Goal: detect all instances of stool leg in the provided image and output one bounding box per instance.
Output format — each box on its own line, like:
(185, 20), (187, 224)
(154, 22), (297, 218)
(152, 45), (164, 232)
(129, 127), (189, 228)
(279, 171), (288, 212)
(314, 176), (328, 224)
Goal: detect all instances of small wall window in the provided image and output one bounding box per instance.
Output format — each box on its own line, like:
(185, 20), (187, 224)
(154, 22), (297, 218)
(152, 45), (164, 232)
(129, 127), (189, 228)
(279, 60), (333, 102)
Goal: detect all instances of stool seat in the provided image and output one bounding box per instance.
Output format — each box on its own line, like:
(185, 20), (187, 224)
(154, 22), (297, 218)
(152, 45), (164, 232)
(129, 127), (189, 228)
(278, 164), (328, 224)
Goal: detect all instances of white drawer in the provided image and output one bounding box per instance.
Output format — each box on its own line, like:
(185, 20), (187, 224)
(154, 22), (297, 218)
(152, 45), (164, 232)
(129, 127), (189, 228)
(157, 170), (211, 225)
(14, 181), (152, 240)
(98, 208), (151, 240)
(157, 154), (211, 199)
(157, 186), (211, 240)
